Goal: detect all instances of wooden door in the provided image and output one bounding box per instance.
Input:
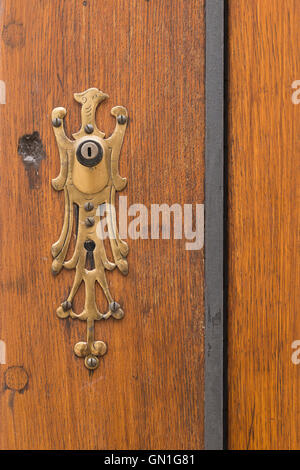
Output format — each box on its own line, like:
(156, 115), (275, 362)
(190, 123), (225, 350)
(228, 0), (300, 450)
(0, 0), (207, 450)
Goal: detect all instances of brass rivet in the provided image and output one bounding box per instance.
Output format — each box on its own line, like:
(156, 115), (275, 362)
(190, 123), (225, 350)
(117, 115), (127, 125)
(85, 217), (95, 227)
(52, 118), (62, 127)
(84, 124), (94, 134)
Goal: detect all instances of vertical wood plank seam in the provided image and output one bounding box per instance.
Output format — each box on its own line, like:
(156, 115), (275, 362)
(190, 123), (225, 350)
(204, 0), (225, 450)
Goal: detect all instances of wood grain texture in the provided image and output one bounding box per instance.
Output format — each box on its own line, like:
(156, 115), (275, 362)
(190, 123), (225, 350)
(228, 0), (300, 450)
(0, 0), (205, 450)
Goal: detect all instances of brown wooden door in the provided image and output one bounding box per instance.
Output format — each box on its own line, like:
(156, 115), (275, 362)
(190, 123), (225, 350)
(0, 0), (206, 450)
(228, 0), (300, 450)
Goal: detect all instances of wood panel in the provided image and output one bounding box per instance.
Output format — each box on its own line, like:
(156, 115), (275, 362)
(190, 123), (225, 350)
(228, 0), (300, 450)
(0, 0), (205, 450)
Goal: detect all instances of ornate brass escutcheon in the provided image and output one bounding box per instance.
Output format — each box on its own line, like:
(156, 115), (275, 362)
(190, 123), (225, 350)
(51, 88), (129, 370)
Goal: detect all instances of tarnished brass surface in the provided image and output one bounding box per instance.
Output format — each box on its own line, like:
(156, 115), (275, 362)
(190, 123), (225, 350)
(51, 88), (128, 370)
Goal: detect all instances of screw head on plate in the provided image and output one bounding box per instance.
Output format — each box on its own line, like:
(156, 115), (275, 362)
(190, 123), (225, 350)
(62, 300), (72, 312)
(85, 217), (95, 227)
(109, 301), (120, 312)
(117, 115), (127, 125)
(52, 118), (62, 128)
(84, 124), (94, 134)
(85, 356), (99, 370)
(84, 202), (94, 212)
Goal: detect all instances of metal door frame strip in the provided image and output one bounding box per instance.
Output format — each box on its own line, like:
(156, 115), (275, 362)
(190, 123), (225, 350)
(204, 0), (225, 450)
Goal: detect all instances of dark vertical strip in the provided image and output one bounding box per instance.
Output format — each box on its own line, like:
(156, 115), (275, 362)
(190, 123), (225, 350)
(205, 0), (225, 450)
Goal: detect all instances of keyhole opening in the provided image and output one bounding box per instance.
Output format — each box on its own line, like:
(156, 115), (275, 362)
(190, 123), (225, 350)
(76, 140), (103, 167)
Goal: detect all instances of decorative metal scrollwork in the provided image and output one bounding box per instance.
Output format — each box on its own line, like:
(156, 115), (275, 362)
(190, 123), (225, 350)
(51, 88), (128, 370)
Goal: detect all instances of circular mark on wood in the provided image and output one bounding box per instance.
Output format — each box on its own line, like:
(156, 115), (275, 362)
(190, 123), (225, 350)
(5, 366), (29, 392)
(2, 22), (25, 48)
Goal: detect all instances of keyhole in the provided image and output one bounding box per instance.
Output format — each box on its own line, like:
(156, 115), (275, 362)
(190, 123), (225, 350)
(77, 140), (103, 167)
